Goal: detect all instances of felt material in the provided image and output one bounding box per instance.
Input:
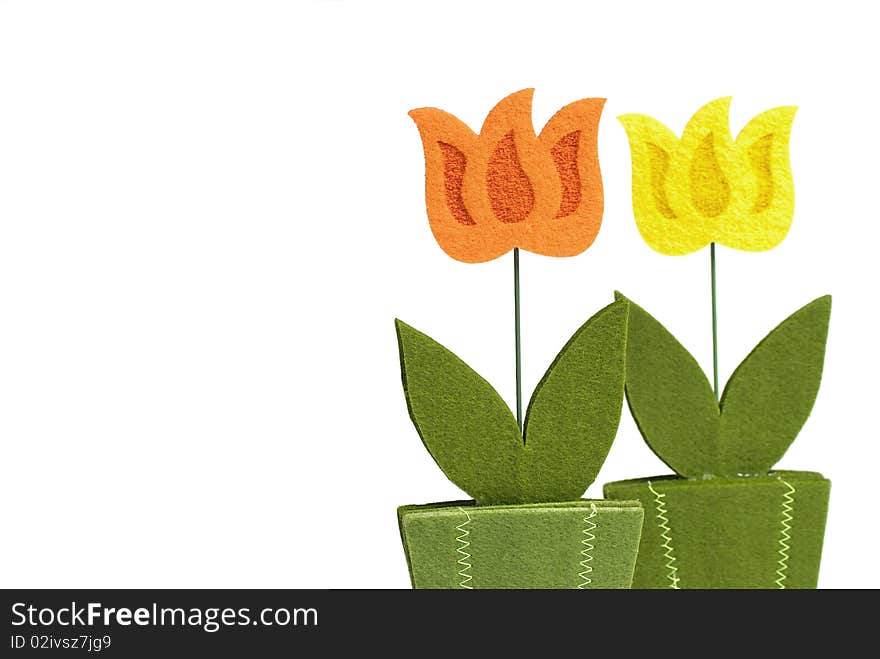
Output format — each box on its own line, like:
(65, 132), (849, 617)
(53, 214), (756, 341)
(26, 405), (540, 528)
(604, 472), (830, 589)
(395, 300), (628, 505)
(398, 499), (643, 589)
(619, 98), (797, 255)
(719, 296), (831, 475)
(618, 292), (719, 478)
(395, 319), (522, 506)
(522, 300), (628, 501)
(619, 293), (831, 477)
(409, 89), (605, 263)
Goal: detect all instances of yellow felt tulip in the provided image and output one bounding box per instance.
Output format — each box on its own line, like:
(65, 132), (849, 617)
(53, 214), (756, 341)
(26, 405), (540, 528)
(619, 98), (796, 255)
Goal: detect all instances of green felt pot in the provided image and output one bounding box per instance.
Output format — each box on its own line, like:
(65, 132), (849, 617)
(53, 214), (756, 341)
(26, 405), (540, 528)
(397, 499), (644, 589)
(603, 470), (830, 589)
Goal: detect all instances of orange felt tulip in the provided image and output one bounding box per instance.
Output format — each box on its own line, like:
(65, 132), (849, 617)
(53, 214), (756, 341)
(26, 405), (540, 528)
(409, 89), (605, 263)
(619, 98), (797, 256)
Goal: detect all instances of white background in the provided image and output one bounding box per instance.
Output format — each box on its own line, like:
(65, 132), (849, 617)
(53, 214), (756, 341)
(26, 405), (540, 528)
(1, 0), (876, 588)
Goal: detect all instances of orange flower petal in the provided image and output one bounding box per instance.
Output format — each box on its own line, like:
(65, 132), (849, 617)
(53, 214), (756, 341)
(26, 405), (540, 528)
(410, 91), (605, 262)
(527, 97), (606, 257)
(462, 89), (563, 255)
(409, 107), (511, 262)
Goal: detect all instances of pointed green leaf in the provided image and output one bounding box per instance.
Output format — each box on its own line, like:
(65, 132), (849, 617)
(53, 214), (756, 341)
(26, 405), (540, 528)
(395, 319), (522, 505)
(521, 300), (628, 501)
(620, 294), (720, 478)
(718, 296), (831, 475)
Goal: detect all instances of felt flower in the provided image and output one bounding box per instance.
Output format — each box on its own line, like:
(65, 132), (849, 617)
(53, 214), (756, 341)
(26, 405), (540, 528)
(619, 98), (797, 256)
(409, 89), (605, 263)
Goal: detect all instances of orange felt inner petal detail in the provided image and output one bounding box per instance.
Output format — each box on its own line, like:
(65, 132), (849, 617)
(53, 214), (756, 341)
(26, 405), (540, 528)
(438, 142), (475, 226)
(551, 130), (581, 218)
(486, 132), (535, 224)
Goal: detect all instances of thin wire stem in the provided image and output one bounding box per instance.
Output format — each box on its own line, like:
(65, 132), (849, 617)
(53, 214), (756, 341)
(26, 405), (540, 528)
(710, 242), (719, 401)
(514, 248), (523, 430)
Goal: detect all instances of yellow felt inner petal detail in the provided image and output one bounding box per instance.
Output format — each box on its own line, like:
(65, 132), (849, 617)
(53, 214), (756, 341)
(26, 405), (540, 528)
(689, 132), (730, 218)
(647, 143), (676, 219)
(749, 134), (774, 213)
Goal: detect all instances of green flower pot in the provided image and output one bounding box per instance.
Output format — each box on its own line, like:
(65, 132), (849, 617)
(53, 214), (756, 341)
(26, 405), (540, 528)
(398, 499), (644, 589)
(604, 471), (830, 589)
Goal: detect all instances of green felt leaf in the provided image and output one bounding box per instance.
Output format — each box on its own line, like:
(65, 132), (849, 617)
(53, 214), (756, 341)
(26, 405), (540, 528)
(718, 296), (831, 476)
(395, 319), (522, 506)
(396, 300), (630, 505)
(617, 293), (720, 478)
(619, 294), (832, 478)
(521, 300), (628, 501)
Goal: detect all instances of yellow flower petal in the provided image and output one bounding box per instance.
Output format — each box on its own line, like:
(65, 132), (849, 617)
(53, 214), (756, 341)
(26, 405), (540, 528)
(620, 99), (797, 255)
(722, 106), (797, 251)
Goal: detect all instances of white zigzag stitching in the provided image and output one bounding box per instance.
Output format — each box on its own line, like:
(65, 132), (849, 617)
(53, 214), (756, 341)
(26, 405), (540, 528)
(775, 479), (796, 589)
(455, 507), (473, 589)
(647, 481), (681, 590)
(578, 503), (599, 589)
